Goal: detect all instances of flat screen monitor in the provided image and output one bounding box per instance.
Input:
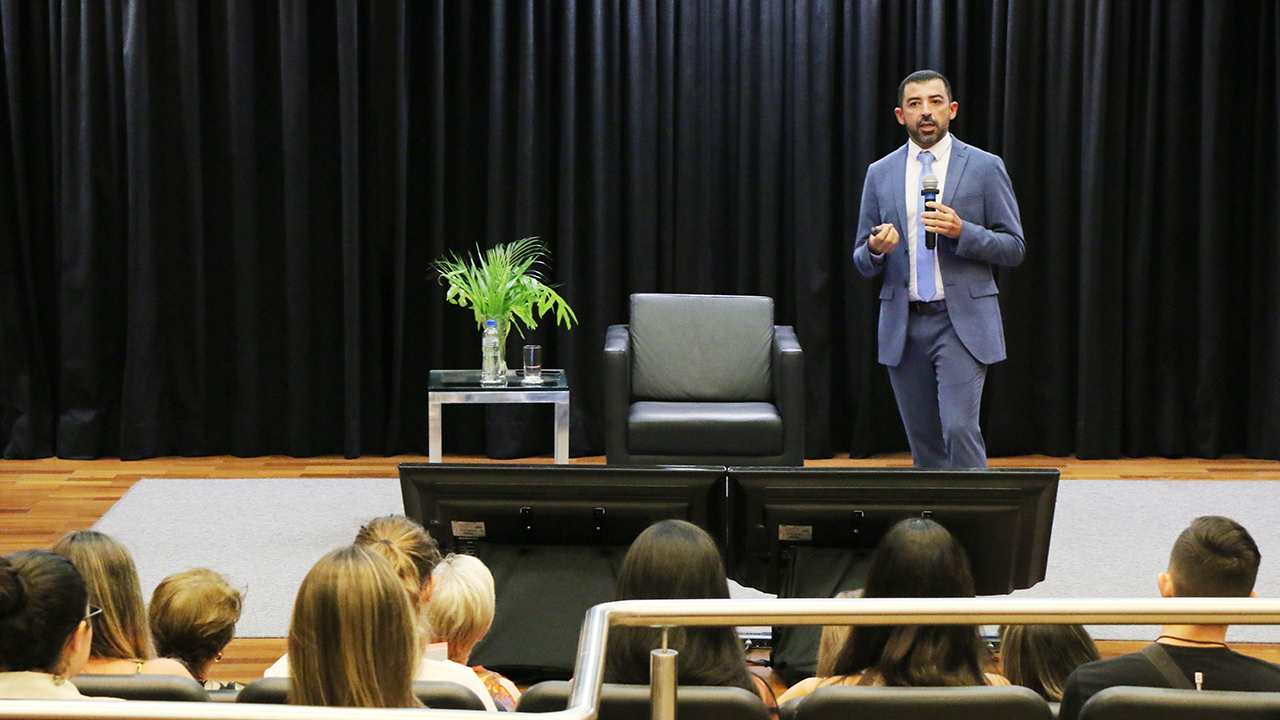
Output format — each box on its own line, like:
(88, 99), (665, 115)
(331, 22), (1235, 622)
(727, 467), (1060, 597)
(398, 463), (727, 551)
(397, 463), (729, 681)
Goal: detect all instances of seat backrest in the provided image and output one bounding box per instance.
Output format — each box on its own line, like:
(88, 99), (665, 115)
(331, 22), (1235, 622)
(517, 680), (771, 720)
(236, 677), (486, 710)
(69, 673), (209, 702)
(792, 684), (1053, 720)
(630, 293), (775, 402)
(1079, 686), (1280, 720)
(235, 677), (289, 704)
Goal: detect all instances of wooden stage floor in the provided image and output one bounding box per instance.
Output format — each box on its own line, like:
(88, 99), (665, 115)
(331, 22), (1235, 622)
(2, 452), (1278, 683)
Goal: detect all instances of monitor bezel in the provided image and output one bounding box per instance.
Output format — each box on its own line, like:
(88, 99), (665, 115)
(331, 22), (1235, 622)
(726, 466), (1060, 596)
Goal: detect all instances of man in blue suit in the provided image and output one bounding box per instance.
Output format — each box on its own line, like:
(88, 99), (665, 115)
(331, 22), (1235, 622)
(853, 70), (1025, 468)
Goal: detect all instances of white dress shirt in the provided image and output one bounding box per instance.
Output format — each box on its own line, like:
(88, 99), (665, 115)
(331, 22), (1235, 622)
(904, 133), (952, 302)
(0, 672), (90, 699)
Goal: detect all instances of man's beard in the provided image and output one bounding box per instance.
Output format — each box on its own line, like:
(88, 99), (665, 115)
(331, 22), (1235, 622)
(909, 118), (946, 148)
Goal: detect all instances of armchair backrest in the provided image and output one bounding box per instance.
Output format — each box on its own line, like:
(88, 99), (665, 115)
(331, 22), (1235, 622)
(793, 684), (1053, 720)
(1079, 686), (1280, 720)
(630, 293), (775, 402)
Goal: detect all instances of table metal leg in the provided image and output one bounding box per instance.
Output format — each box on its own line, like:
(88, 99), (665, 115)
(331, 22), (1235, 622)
(429, 400), (443, 463)
(554, 398), (570, 464)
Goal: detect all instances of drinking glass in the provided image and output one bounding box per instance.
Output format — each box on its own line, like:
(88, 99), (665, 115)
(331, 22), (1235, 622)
(522, 344), (543, 384)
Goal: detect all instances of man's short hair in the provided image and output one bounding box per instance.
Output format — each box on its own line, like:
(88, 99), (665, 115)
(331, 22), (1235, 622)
(1168, 515), (1260, 598)
(898, 69), (953, 108)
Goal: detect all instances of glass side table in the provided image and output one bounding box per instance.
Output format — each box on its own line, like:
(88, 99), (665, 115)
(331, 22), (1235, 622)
(428, 369), (570, 464)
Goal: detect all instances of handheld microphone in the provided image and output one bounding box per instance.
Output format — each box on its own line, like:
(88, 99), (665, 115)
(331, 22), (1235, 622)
(921, 173), (939, 250)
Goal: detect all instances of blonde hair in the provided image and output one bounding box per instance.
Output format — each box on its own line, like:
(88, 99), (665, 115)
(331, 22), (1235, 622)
(427, 554), (495, 663)
(353, 515), (442, 599)
(815, 589), (861, 677)
(52, 530), (152, 661)
(288, 545), (422, 708)
(149, 568), (243, 680)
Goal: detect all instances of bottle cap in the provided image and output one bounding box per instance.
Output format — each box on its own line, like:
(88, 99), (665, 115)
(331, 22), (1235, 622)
(486, 319), (496, 327)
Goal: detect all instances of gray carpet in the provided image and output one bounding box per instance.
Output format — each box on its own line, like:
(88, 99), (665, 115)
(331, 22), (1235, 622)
(94, 477), (404, 638)
(94, 477), (1280, 642)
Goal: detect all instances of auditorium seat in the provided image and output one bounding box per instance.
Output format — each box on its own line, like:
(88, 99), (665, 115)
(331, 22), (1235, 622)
(235, 677), (486, 709)
(1079, 685), (1280, 720)
(516, 679), (771, 720)
(787, 684), (1053, 720)
(69, 673), (210, 702)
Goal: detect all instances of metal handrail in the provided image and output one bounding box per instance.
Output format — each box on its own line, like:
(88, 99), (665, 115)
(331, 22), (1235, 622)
(4, 597), (1280, 720)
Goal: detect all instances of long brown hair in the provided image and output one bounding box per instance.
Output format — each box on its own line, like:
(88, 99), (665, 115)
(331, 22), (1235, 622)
(1000, 624), (1099, 701)
(832, 518), (988, 687)
(288, 545), (421, 708)
(52, 530), (152, 661)
(604, 520), (756, 694)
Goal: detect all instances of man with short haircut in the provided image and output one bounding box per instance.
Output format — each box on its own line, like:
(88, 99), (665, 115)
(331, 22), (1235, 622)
(853, 69), (1025, 468)
(1058, 516), (1280, 720)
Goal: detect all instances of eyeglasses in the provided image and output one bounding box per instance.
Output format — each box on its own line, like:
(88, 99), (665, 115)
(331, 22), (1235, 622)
(84, 605), (103, 622)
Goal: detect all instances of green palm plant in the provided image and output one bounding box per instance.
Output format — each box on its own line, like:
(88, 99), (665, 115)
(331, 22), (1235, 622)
(432, 237), (577, 363)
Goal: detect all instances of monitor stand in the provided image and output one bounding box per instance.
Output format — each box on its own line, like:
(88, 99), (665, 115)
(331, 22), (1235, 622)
(469, 542), (629, 684)
(770, 547), (874, 687)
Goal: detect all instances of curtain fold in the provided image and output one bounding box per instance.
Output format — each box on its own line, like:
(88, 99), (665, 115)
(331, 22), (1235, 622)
(1, 0), (1278, 461)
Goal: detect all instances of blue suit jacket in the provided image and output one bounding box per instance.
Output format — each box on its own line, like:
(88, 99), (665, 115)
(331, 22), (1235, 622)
(852, 137), (1025, 366)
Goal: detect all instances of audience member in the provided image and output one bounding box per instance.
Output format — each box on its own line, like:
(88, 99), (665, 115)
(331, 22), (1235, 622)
(51, 530), (191, 677)
(288, 545), (420, 707)
(605, 519), (777, 712)
(427, 553), (520, 710)
(264, 515), (496, 710)
(353, 514), (442, 646)
(148, 568), (244, 690)
(1059, 516), (1280, 720)
(779, 517), (1006, 703)
(999, 624), (1099, 702)
(814, 589), (862, 678)
(0, 550), (94, 698)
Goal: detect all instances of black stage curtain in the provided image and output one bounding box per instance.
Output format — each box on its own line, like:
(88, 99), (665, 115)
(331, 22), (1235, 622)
(1, 1), (1277, 460)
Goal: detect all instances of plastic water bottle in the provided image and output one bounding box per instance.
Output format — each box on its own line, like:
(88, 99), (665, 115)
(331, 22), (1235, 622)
(481, 319), (503, 385)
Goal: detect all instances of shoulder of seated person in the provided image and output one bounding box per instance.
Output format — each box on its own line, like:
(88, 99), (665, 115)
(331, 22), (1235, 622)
(143, 658), (194, 677)
(81, 657), (189, 677)
(778, 674), (852, 703)
(80, 658), (135, 674)
(984, 672), (1011, 686)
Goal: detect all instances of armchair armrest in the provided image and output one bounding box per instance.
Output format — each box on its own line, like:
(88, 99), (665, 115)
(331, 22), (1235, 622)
(772, 325), (805, 464)
(603, 324), (632, 462)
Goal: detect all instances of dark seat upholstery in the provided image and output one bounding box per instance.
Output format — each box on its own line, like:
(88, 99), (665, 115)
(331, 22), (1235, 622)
(235, 677), (486, 710)
(789, 684), (1054, 720)
(1079, 686), (1280, 720)
(516, 680), (771, 720)
(69, 673), (209, 702)
(604, 293), (804, 466)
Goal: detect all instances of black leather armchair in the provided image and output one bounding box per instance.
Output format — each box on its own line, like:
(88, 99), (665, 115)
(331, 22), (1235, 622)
(517, 680), (771, 720)
(604, 293), (804, 466)
(789, 685), (1054, 720)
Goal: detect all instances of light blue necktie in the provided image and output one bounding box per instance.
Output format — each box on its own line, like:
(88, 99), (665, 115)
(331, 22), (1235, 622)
(916, 150), (936, 301)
